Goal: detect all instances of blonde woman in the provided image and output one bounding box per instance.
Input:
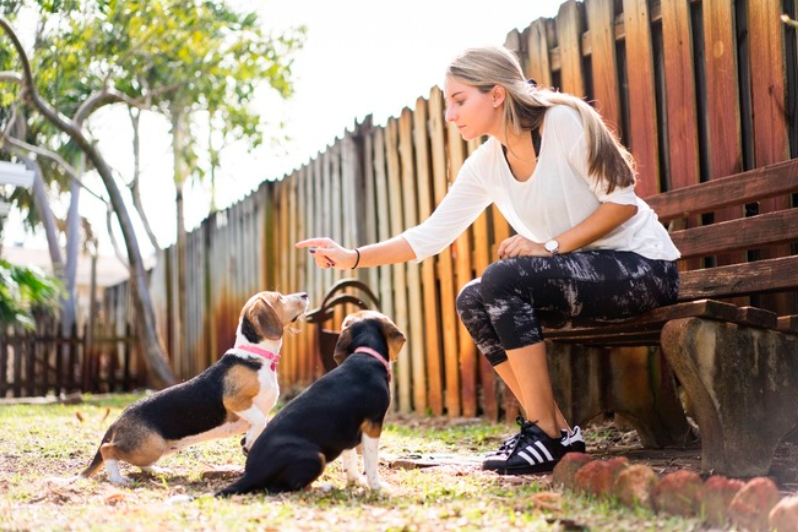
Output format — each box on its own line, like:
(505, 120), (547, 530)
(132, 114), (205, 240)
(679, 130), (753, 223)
(297, 45), (679, 474)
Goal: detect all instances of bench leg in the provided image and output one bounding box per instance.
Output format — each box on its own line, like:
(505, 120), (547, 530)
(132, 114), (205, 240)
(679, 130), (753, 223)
(661, 318), (798, 477)
(547, 343), (692, 448)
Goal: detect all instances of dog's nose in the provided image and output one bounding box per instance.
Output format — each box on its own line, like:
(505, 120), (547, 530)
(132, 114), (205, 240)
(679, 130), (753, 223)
(299, 292), (309, 299)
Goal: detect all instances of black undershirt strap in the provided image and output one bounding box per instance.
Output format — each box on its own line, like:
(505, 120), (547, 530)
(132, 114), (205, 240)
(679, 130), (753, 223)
(531, 128), (541, 157)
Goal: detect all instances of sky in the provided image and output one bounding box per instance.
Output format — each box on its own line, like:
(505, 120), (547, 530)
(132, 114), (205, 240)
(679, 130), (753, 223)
(4, 0), (565, 256)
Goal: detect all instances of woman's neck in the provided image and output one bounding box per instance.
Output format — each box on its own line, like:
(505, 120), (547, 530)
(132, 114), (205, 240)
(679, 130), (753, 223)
(500, 128), (537, 163)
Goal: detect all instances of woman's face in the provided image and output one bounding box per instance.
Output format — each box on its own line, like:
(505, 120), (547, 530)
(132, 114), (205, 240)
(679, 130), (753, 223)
(443, 76), (502, 141)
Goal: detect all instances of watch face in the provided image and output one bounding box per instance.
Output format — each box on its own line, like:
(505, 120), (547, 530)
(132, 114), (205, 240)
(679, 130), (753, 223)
(545, 240), (558, 253)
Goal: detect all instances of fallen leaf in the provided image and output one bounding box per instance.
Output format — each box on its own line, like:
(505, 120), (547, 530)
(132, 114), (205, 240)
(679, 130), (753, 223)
(105, 492), (127, 505)
(531, 491), (563, 511)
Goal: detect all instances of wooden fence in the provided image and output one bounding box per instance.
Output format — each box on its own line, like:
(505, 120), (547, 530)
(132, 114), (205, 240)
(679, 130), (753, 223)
(0, 318), (142, 398)
(104, 0), (798, 420)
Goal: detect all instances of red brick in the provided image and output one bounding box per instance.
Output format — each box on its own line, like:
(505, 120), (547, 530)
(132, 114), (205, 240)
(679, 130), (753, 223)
(700, 475), (744, 527)
(651, 470), (703, 518)
(728, 477), (781, 532)
(573, 458), (628, 500)
(613, 464), (659, 509)
(552, 453), (593, 491)
(769, 495), (798, 532)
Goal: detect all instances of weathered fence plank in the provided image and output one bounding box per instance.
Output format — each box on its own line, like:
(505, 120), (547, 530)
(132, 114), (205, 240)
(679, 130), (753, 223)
(428, 86), (461, 418)
(586, 0), (622, 133)
(557, 0), (586, 97)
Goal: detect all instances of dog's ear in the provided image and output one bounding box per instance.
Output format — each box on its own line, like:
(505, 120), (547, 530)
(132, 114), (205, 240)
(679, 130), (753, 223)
(332, 325), (353, 366)
(377, 315), (406, 362)
(247, 298), (284, 341)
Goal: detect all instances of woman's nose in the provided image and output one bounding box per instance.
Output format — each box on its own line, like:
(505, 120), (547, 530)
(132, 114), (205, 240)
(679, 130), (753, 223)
(444, 106), (455, 123)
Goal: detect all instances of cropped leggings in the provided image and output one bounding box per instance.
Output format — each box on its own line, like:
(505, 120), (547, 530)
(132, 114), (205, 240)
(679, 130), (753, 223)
(455, 250), (680, 367)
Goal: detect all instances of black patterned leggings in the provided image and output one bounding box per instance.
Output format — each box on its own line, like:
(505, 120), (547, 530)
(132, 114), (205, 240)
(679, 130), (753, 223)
(455, 251), (680, 366)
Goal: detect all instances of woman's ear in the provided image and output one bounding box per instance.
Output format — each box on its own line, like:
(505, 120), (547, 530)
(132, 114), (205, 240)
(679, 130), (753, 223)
(492, 85), (506, 108)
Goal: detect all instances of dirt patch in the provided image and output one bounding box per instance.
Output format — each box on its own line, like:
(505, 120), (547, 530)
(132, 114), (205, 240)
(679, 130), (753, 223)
(386, 413), (798, 494)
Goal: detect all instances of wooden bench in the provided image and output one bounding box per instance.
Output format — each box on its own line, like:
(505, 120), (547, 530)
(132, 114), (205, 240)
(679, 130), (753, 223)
(543, 158), (798, 477)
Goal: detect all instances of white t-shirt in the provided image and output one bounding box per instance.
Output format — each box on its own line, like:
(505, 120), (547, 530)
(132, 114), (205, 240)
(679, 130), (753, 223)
(401, 105), (681, 262)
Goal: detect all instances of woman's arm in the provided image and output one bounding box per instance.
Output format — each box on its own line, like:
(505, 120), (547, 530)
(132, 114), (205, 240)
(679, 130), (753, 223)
(498, 202), (637, 258)
(555, 201), (637, 253)
(295, 235), (416, 270)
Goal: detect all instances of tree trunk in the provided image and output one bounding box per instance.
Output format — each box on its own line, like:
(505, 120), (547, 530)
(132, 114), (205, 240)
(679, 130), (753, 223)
(129, 108), (160, 254)
(61, 155), (82, 335)
(171, 107), (188, 379)
(0, 17), (176, 389)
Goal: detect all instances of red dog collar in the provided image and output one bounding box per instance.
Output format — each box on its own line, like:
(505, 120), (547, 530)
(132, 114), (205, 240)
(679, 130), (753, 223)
(353, 346), (392, 382)
(234, 345), (281, 371)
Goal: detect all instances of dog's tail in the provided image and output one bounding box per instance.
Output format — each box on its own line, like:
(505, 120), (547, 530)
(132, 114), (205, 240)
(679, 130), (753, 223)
(79, 426), (113, 478)
(215, 474), (263, 497)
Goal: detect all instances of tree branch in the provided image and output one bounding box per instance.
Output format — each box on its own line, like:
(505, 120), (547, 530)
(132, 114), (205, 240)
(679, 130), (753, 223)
(0, 70), (22, 84)
(74, 87), (150, 126)
(1, 134), (108, 204)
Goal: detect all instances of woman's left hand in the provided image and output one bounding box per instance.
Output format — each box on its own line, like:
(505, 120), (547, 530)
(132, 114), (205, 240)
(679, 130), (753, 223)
(497, 235), (547, 259)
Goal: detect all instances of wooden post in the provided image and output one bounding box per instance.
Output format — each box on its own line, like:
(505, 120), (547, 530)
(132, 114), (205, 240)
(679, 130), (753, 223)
(0, 329), (8, 397)
(25, 327), (35, 396)
(12, 328), (22, 397)
(124, 323), (133, 391)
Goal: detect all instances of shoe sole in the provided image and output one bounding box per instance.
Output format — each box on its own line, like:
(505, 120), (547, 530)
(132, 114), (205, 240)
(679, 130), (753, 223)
(482, 461), (558, 475)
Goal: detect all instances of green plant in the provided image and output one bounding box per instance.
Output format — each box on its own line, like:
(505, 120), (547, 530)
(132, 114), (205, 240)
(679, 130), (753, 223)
(0, 258), (62, 327)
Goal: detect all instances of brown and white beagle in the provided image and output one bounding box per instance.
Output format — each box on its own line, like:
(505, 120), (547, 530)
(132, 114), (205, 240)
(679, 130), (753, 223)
(216, 310), (405, 496)
(79, 290), (309, 485)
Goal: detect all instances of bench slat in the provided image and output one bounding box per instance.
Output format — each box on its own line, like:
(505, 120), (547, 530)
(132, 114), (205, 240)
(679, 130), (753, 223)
(777, 315), (798, 335)
(678, 255), (798, 300)
(672, 208), (798, 259)
(545, 300), (782, 346)
(734, 307), (778, 330)
(545, 299), (738, 343)
(646, 158), (798, 222)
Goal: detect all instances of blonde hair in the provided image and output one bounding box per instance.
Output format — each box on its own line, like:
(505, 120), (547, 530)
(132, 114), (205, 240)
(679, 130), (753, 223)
(447, 45), (635, 193)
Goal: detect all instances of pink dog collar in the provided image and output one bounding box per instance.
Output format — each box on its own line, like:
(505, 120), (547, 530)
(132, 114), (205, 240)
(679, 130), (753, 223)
(353, 346), (392, 382)
(235, 345), (281, 371)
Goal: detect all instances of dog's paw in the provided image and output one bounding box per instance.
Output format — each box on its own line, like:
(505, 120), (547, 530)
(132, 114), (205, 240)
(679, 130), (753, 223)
(370, 480), (394, 495)
(346, 475), (369, 489)
(109, 475), (131, 486)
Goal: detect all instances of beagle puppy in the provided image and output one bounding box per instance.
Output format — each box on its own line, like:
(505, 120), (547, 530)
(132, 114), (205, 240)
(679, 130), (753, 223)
(79, 290), (309, 485)
(216, 310), (405, 496)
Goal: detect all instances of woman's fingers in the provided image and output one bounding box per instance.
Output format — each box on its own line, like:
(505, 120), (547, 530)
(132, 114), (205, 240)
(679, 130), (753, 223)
(296, 237), (333, 249)
(297, 236), (342, 268)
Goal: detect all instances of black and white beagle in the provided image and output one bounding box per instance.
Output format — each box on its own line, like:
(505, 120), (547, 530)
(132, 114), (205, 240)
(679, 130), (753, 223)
(79, 290), (309, 485)
(216, 310), (406, 496)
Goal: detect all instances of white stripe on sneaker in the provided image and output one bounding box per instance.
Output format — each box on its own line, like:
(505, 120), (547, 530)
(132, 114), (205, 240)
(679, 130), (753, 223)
(517, 450), (537, 465)
(534, 440), (554, 461)
(525, 445), (545, 463)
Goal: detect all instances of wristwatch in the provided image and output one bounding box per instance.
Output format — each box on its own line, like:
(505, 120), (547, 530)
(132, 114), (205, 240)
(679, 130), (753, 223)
(544, 239), (560, 255)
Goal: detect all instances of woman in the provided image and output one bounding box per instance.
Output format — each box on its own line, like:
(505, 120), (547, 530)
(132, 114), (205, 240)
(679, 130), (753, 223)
(296, 45), (680, 475)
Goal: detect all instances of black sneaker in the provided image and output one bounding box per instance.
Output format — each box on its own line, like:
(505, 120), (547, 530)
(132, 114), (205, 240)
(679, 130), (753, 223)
(482, 420), (565, 475)
(560, 425), (586, 453)
(484, 416), (525, 458)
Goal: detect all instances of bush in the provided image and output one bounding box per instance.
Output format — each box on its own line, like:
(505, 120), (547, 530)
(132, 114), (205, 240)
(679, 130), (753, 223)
(0, 258), (62, 327)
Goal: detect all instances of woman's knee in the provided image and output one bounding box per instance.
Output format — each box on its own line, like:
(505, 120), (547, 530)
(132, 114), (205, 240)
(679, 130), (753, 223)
(480, 260), (526, 300)
(455, 278), (482, 317)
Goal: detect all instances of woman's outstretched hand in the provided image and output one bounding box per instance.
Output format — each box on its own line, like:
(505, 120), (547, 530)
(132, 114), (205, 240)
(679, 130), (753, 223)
(296, 237), (358, 270)
(497, 235), (547, 259)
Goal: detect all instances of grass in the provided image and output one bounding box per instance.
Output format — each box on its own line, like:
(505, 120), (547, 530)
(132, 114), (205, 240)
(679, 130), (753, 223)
(0, 393), (706, 532)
